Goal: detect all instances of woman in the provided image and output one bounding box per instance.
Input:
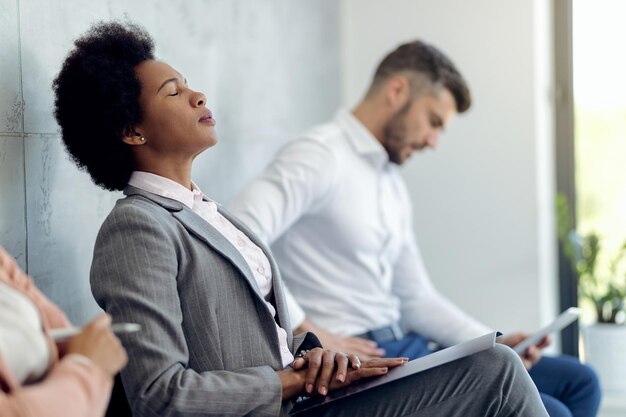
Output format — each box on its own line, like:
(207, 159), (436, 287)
(53, 21), (548, 417)
(0, 246), (127, 417)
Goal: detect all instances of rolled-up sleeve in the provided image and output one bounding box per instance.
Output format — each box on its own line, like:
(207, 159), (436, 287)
(391, 193), (492, 347)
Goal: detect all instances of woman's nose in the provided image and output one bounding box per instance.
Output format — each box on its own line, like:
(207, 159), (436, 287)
(191, 91), (206, 107)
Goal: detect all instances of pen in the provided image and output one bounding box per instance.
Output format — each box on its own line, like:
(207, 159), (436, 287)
(49, 322), (141, 342)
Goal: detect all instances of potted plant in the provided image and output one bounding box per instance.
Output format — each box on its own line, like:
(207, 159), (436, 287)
(556, 194), (626, 394)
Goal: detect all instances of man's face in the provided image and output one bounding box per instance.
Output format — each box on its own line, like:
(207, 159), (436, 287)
(382, 88), (457, 165)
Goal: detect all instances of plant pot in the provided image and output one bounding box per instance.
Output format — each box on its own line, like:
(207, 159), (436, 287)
(583, 323), (626, 394)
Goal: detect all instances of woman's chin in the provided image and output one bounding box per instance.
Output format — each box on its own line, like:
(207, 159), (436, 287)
(196, 137), (218, 155)
(206, 136), (218, 148)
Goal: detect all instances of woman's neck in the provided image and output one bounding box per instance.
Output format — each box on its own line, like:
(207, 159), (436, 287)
(134, 159), (194, 190)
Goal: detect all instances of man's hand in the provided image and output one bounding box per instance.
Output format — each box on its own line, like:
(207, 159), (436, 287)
(295, 319), (385, 360)
(497, 332), (551, 369)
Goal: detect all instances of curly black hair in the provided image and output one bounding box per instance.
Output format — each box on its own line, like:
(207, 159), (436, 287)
(371, 40), (471, 113)
(53, 21), (155, 191)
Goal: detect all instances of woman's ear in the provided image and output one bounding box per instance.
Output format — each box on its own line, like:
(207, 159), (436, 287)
(122, 129), (147, 146)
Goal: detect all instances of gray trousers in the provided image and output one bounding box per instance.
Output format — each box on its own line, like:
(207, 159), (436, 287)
(295, 345), (548, 417)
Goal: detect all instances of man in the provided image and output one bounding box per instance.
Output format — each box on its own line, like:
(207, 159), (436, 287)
(230, 40), (601, 417)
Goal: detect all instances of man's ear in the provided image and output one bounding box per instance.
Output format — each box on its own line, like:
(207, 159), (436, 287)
(385, 75), (411, 111)
(122, 128), (146, 146)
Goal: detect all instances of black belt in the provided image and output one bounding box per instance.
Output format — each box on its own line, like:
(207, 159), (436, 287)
(357, 322), (405, 343)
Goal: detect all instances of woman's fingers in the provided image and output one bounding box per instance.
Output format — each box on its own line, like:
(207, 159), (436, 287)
(303, 348), (324, 394)
(334, 352), (349, 383)
(362, 357), (409, 369)
(347, 353), (361, 370)
(314, 350), (337, 395)
(298, 351), (408, 396)
(291, 356), (307, 370)
(331, 365), (389, 389)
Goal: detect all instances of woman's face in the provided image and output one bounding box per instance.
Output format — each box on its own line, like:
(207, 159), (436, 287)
(133, 60), (217, 158)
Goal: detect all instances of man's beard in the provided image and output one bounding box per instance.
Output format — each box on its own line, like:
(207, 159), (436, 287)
(382, 103), (410, 165)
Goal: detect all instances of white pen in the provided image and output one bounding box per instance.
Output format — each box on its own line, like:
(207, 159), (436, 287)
(48, 322), (141, 342)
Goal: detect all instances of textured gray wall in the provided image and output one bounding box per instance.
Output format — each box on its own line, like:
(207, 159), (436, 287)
(0, 0), (339, 324)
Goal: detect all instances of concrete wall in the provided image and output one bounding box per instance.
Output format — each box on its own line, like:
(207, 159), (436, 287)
(340, 0), (558, 336)
(0, 0), (339, 324)
(1, 0), (560, 340)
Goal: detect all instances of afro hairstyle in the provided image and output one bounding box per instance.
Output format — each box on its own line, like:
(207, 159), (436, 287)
(53, 21), (155, 191)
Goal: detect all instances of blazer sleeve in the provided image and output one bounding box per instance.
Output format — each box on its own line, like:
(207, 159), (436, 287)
(90, 203), (283, 417)
(0, 354), (112, 417)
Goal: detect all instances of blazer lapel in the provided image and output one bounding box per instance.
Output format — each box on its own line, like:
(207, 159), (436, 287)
(218, 206), (293, 338)
(123, 186), (267, 305)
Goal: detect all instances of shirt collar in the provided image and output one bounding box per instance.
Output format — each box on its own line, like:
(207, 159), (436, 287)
(127, 171), (210, 210)
(335, 109), (389, 168)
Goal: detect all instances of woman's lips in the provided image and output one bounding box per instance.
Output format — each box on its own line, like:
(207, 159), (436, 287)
(199, 111), (216, 126)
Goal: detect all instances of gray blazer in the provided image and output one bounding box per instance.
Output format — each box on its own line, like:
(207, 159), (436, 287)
(90, 186), (318, 417)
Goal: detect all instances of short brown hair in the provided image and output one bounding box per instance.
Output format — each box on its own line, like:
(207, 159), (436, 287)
(370, 40), (471, 113)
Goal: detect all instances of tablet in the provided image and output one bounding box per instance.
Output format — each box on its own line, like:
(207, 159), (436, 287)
(513, 307), (580, 354)
(291, 332), (498, 414)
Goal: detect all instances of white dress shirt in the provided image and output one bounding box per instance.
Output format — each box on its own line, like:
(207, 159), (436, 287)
(128, 172), (294, 367)
(0, 283), (51, 383)
(229, 109), (491, 347)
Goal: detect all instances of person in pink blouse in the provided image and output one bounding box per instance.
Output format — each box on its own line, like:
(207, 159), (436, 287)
(0, 246), (127, 417)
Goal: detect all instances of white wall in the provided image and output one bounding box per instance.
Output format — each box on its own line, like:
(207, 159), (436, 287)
(0, 0), (339, 324)
(340, 0), (558, 336)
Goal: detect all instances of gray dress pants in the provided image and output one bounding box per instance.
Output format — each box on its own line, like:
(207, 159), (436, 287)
(295, 344), (548, 417)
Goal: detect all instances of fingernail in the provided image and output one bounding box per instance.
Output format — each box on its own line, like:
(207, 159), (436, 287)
(306, 384), (313, 394)
(337, 373), (345, 382)
(383, 368), (388, 373)
(319, 386), (327, 395)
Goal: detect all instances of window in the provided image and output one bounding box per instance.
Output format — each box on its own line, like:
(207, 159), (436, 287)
(555, 0), (626, 355)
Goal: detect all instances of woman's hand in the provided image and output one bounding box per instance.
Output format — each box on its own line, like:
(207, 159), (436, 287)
(292, 348), (407, 396)
(292, 348), (359, 396)
(327, 357), (408, 392)
(64, 314), (128, 376)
